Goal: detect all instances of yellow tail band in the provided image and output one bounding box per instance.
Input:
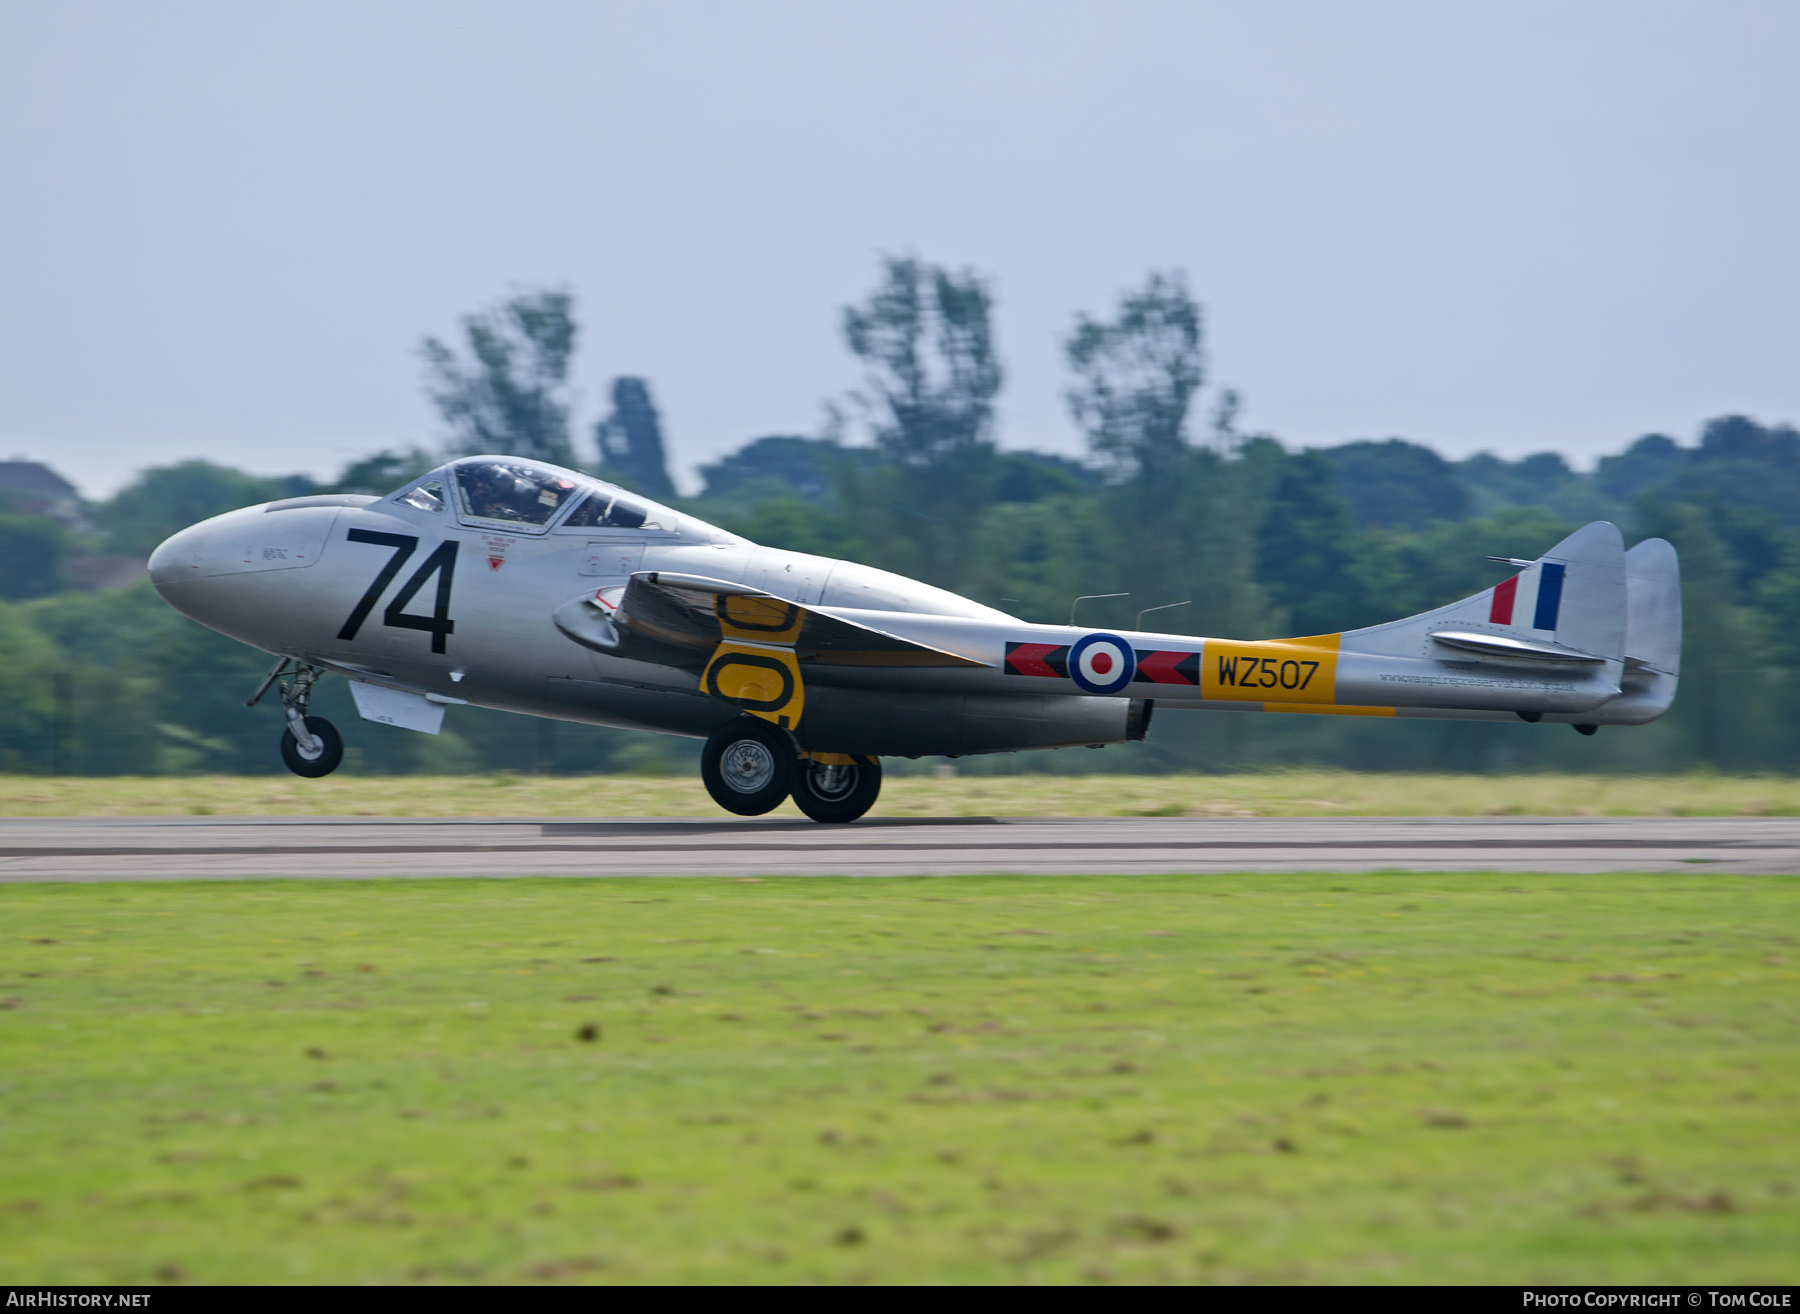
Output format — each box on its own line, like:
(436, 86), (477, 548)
(1201, 633), (1341, 705)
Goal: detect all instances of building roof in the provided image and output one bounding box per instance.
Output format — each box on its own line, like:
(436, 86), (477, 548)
(0, 461), (78, 499)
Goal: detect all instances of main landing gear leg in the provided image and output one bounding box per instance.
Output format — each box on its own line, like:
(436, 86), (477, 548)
(261, 661), (343, 778)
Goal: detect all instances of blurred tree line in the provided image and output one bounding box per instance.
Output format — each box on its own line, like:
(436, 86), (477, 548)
(4, 264), (1799, 777)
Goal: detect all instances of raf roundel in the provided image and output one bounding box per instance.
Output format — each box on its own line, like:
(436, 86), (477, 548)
(1067, 631), (1137, 695)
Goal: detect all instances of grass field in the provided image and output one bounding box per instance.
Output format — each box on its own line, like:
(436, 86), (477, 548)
(2, 872), (1796, 1284)
(6, 771), (1800, 818)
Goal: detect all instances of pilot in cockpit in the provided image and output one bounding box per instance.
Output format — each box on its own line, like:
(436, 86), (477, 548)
(455, 458), (577, 525)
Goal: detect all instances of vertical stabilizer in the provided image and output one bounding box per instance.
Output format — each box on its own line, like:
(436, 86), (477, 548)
(1341, 520), (1628, 662)
(1536, 535), (1682, 726)
(1623, 537), (1681, 675)
(1536, 521), (1627, 660)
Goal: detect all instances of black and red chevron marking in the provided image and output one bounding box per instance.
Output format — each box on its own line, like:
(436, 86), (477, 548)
(1132, 648), (1200, 686)
(1006, 641), (1200, 685)
(1004, 642), (1070, 678)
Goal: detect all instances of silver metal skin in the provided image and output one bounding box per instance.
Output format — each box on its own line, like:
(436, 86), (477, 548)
(150, 456), (1681, 772)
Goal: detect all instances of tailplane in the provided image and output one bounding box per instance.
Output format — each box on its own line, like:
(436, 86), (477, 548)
(1344, 520), (1628, 664)
(1325, 521), (1678, 726)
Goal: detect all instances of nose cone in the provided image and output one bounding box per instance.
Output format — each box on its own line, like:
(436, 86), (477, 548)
(149, 513), (247, 629)
(150, 500), (343, 647)
(149, 521), (213, 602)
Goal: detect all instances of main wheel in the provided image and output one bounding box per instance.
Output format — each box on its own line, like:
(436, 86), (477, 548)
(281, 715), (344, 778)
(791, 755), (882, 824)
(701, 718), (794, 816)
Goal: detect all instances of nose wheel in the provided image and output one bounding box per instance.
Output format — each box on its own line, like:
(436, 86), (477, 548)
(251, 658), (345, 778)
(281, 715), (344, 777)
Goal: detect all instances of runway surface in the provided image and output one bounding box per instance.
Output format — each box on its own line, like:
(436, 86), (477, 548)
(0, 815), (1792, 880)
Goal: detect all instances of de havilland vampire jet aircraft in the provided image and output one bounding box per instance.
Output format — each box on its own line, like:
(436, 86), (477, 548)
(150, 455), (1683, 823)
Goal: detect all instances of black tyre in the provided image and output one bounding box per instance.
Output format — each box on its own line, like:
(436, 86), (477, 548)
(701, 718), (794, 816)
(281, 716), (344, 778)
(791, 755), (882, 824)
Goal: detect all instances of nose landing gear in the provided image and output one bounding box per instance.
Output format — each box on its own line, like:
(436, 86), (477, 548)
(251, 658), (344, 778)
(281, 713), (344, 778)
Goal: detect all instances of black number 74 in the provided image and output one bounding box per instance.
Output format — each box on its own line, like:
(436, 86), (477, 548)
(337, 530), (458, 653)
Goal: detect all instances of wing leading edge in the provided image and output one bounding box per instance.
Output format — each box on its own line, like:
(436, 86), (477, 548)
(554, 571), (988, 731)
(618, 572), (989, 668)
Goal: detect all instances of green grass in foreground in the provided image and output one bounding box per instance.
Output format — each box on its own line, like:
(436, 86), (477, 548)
(2, 875), (1797, 1284)
(7, 770), (1800, 818)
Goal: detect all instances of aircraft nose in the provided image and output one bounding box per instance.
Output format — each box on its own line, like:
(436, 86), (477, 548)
(149, 501), (339, 640)
(148, 521), (216, 595)
(148, 516), (247, 630)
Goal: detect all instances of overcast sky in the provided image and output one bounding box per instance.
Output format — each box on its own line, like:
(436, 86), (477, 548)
(2, 1), (1796, 498)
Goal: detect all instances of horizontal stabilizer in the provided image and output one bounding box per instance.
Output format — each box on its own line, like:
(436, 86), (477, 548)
(1428, 630), (1605, 663)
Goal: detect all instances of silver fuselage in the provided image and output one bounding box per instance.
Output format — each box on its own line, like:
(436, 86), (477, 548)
(151, 464), (1676, 758)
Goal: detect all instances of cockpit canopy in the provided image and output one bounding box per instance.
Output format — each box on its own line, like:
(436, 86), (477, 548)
(393, 456), (679, 534)
(454, 457), (582, 526)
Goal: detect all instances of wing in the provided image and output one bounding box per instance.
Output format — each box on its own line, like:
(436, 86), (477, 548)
(611, 572), (989, 669)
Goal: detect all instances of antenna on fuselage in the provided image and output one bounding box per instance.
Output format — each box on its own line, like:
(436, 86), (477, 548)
(1069, 593), (1128, 626)
(1135, 600), (1192, 630)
